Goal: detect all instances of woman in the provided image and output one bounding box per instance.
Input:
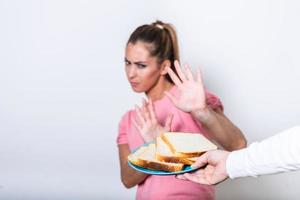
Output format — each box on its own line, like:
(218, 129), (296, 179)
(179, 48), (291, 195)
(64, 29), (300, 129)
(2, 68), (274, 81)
(117, 20), (246, 200)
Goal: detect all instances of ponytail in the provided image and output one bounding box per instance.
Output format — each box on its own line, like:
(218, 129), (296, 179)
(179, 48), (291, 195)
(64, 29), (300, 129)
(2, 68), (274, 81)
(127, 20), (180, 83)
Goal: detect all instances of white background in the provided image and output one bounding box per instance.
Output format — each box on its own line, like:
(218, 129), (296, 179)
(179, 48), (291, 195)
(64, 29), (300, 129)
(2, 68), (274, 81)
(0, 0), (299, 199)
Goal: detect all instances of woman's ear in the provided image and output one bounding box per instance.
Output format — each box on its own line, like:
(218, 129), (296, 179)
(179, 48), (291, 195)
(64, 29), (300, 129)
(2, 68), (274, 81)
(160, 60), (171, 75)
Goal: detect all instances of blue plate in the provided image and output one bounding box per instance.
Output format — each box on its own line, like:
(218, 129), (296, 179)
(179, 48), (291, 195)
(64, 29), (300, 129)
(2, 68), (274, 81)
(127, 142), (199, 176)
(128, 161), (198, 175)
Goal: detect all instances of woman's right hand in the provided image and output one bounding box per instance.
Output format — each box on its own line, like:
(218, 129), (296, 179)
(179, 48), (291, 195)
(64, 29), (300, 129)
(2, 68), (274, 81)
(133, 98), (173, 143)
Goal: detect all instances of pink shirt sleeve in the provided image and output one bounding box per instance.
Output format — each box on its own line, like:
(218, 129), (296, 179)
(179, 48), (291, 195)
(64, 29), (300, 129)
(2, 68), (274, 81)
(116, 112), (129, 145)
(206, 91), (223, 111)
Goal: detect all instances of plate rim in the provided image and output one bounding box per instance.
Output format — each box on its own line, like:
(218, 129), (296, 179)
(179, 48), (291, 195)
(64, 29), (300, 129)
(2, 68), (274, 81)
(127, 141), (199, 176)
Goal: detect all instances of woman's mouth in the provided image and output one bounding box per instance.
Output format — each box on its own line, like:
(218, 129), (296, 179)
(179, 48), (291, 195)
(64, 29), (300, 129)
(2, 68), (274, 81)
(130, 82), (139, 87)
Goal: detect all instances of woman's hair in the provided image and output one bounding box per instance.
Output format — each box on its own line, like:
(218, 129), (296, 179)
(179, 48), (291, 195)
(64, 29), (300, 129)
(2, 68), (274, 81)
(127, 20), (180, 83)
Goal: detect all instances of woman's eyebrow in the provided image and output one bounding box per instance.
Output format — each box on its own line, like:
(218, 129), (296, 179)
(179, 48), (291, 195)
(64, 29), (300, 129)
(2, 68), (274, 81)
(125, 58), (147, 64)
(134, 61), (147, 64)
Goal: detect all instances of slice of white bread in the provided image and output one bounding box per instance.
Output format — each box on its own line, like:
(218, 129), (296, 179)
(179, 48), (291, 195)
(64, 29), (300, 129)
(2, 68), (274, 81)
(186, 157), (199, 163)
(128, 143), (184, 172)
(155, 136), (197, 165)
(161, 132), (217, 158)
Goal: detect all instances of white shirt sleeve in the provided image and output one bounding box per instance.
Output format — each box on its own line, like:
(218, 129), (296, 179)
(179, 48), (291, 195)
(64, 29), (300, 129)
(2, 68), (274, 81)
(226, 126), (300, 179)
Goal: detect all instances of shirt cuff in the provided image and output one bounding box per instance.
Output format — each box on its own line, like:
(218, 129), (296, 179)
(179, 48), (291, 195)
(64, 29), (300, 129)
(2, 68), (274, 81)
(226, 149), (255, 179)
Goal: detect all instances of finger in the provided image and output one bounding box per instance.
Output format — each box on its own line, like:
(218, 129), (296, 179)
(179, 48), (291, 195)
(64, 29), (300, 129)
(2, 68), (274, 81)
(183, 63), (194, 81)
(132, 118), (142, 133)
(164, 91), (179, 107)
(176, 174), (188, 180)
(195, 68), (207, 103)
(210, 172), (228, 185)
(196, 68), (204, 86)
(148, 99), (157, 122)
(142, 98), (148, 112)
(144, 108), (151, 122)
(191, 152), (209, 169)
(164, 114), (173, 131)
(166, 67), (182, 87)
(135, 105), (146, 124)
(141, 98), (151, 121)
(142, 98), (151, 121)
(174, 60), (187, 82)
(183, 172), (211, 185)
(142, 97), (148, 106)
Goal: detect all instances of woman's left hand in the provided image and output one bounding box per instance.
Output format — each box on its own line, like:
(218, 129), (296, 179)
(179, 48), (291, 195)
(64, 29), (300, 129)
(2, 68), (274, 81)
(165, 61), (209, 117)
(133, 98), (173, 143)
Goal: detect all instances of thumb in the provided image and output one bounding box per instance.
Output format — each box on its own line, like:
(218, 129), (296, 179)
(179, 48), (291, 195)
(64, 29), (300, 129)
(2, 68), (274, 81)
(164, 91), (178, 107)
(164, 114), (173, 131)
(176, 174), (188, 180)
(191, 152), (209, 169)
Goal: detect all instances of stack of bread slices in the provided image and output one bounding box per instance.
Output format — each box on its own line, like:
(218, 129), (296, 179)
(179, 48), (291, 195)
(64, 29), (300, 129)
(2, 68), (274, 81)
(128, 132), (217, 172)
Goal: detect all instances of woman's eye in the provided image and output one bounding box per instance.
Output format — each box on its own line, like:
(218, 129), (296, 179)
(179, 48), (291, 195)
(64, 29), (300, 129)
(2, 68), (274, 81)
(137, 64), (146, 68)
(125, 61), (130, 65)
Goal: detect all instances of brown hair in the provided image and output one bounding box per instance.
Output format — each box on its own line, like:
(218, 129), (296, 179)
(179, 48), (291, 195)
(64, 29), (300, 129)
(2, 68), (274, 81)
(127, 20), (180, 83)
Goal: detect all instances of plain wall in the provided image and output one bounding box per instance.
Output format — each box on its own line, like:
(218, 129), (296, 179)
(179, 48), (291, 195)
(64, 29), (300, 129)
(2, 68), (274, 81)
(0, 0), (299, 199)
(158, 1), (300, 199)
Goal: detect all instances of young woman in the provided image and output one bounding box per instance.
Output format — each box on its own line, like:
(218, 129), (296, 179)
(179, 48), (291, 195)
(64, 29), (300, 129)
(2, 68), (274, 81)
(117, 20), (247, 200)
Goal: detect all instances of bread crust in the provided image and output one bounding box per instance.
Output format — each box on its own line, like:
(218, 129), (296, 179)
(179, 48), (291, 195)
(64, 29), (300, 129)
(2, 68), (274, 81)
(174, 151), (204, 158)
(161, 133), (212, 157)
(161, 134), (176, 153)
(130, 157), (184, 172)
(155, 153), (195, 165)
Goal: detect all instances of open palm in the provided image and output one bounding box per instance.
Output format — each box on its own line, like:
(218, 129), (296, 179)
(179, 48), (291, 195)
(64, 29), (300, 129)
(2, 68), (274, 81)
(165, 61), (207, 113)
(133, 98), (173, 143)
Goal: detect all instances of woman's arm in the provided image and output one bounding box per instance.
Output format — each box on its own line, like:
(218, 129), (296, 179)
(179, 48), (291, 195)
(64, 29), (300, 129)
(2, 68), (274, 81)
(118, 144), (148, 188)
(192, 107), (246, 151)
(118, 99), (173, 188)
(165, 61), (246, 151)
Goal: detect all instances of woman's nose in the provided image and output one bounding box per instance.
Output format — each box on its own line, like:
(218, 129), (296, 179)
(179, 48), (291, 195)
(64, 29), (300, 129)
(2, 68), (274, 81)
(127, 66), (137, 78)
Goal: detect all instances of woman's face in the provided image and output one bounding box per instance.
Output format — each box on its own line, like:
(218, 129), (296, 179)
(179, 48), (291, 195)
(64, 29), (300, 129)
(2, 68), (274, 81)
(125, 42), (162, 93)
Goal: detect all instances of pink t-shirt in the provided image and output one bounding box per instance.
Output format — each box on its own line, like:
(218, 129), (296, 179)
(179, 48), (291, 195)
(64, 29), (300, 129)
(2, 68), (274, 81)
(117, 86), (223, 200)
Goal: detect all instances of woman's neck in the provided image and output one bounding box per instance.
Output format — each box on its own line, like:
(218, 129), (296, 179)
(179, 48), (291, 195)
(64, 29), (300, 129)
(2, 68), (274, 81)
(146, 78), (174, 101)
